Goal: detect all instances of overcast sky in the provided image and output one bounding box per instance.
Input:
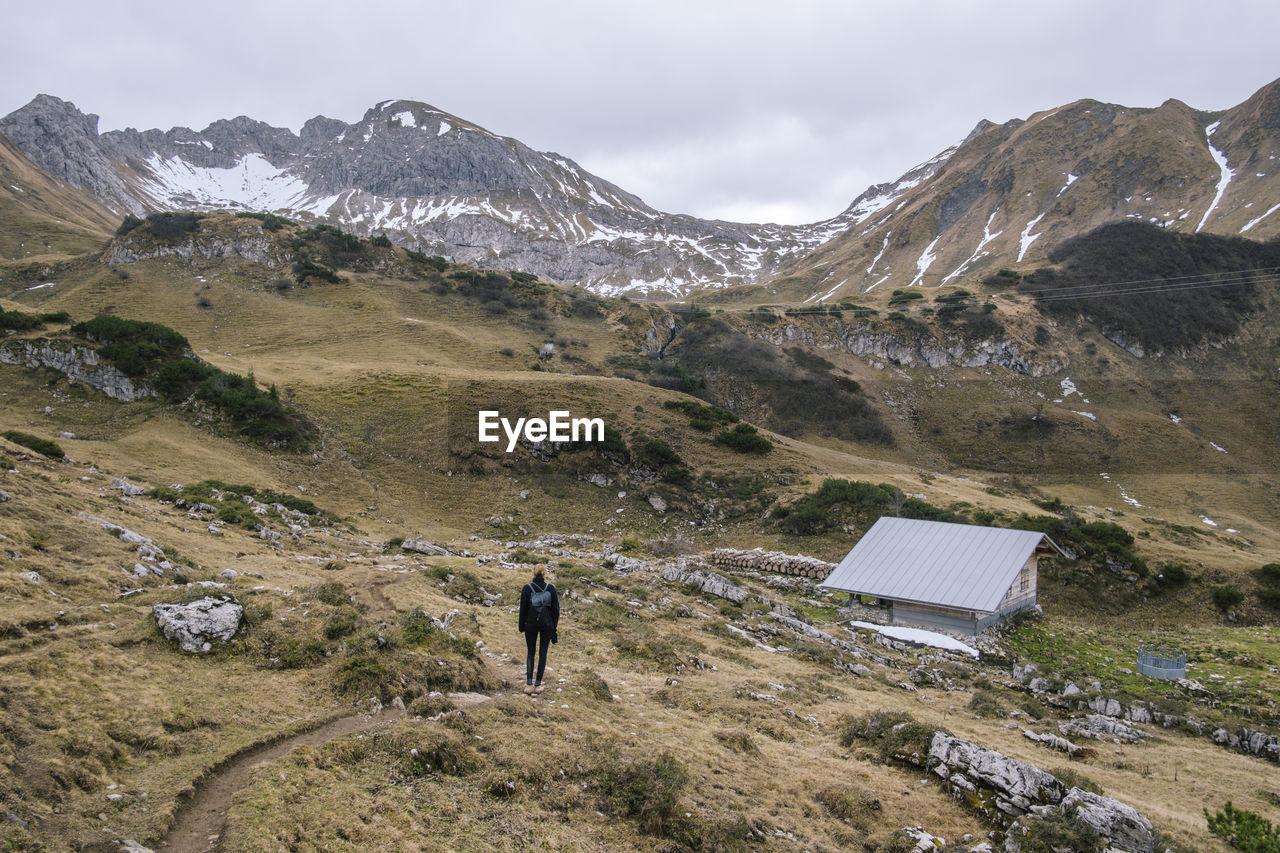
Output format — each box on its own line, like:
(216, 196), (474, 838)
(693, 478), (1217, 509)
(5, 0), (1278, 224)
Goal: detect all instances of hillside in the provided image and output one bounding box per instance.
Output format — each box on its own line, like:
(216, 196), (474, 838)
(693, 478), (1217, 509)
(715, 77), (1280, 306)
(0, 206), (1278, 849)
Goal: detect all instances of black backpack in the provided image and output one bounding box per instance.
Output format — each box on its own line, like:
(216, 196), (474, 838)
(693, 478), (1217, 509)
(529, 583), (554, 631)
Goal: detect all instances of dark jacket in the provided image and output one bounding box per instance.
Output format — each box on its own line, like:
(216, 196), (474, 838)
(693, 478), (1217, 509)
(518, 577), (559, 633)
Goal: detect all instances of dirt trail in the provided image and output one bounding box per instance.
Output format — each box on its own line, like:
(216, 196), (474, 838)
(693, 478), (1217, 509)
(156, 708), (407, 852)
(156, 685), (516, 851)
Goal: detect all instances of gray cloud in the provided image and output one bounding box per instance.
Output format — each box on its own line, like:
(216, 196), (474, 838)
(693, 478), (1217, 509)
(4, 0), (1277, 223)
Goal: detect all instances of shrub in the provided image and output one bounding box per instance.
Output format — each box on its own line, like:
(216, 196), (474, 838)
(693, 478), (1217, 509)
(369, 234), (393, 248)
(144, 211), (202, 240)
(336, 654), (396, 699)
(1212, 585), (1244, 613)
(235, 211), (293, 231)
(1154, 563), (1191, 590)
(1205, 801), (1280, 852)
(1011, 809), (1105, 853)
(1254, 563), (1280, 585)
(595, 751), (688, 836)
(1, 431), (64, 459)
(314, 582), (348, 607)
(839, 710), (936, 764)
(713, 422), (772, 454)
(888, 289), (924, 306)
(0, 309), (46, 332)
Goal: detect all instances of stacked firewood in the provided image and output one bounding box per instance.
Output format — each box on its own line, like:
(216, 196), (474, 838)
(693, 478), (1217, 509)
(711, 548), (835, 580)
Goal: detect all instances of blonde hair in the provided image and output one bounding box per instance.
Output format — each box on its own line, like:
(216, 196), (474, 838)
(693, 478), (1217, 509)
(533, 565), (546, 581)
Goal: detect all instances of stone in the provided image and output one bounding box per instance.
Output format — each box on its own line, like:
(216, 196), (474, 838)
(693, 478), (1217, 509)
(402, 538), (452, 556)
(20, 571), (40, 585)
(153, 598), (243, 653)
(1059, 715), (1149, 744)
(220, 569), (237, 580)
(111, 477), (145, 496)
(0, 490), (10, 502)
(928, 733), (1063, 813)
(648, 494), (667, 513)
(580, 472), (611, 488)
(1060, 787), (1154, 853)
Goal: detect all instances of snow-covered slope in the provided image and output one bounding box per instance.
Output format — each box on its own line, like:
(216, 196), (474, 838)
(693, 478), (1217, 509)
(2, 96), (941, 296)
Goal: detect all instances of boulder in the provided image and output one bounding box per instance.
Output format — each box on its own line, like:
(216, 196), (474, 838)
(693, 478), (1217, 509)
(402, 538), (452, 556)
(648, 494), (667, 513)
(605, 552), (645, 572)
(1060, 787), (1154, 853)
(928, 733), (1063, 813)
(1059, 714), (1149, 744)
(153, 597), (243, 653)
(0, 490), (10, 502)
(111, 477), (145, 497)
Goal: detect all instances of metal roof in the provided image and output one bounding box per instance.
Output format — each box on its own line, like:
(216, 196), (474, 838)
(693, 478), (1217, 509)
(820, 517), (1055, 613)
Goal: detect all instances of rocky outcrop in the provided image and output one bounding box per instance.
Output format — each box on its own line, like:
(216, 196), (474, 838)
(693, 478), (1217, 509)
(929, 733), (1154, 852)
(929, 733), (1064, 815)
(401, 538), (453, 556)
(747, 319), (1066, 377)
(658, 561), (748, 603)
(107, 233), (285, 267)
(0, 339), (155, 401)
(153, 597), (243, 653)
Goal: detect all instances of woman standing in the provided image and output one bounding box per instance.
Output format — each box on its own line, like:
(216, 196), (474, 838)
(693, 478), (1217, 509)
(518, 565), (559, 693)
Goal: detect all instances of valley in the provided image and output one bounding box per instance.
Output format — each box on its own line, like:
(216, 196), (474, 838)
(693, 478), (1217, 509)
(1, 77), (1279, 853)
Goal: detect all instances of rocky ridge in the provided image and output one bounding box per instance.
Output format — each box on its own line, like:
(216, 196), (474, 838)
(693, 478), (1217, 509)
(776, 77), (1280, 303)
(0, 96), (946, 297)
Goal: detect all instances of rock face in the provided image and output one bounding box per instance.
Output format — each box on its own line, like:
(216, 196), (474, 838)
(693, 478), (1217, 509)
(0, 339), (155, 401)
(153, 597), (243, 653)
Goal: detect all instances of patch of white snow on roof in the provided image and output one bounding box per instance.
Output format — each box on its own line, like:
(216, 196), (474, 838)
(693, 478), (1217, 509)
(1196, 122), (1234, 232)
(392, 111), (417, 128)
(908, 236), (940, 287)
(438, 120), (452, 137)
(1241, 202), (1280, 233)
(1018, 212), (1047, 262)
(1209, 442), (1228, 454)
(847, 621), (977, 658)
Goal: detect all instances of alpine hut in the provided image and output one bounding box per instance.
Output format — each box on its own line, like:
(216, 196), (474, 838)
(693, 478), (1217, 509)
(820, 517), (1068, 635)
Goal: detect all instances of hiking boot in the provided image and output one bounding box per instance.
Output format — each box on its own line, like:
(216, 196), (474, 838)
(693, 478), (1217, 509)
(534, 682), (545, 693)
(524, 681), (534, 694)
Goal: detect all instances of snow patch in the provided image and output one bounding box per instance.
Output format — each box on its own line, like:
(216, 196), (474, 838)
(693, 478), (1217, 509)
(1241, 202), (1280, 233)
(1168, 414), (1182, 424)
(1196, 122), (1234, 232)
(25, 282), (56, 290)
(1017, 212), (1047, 262)
(1057, 173), (1079, 196)
(392, 111), (417, 128)
(438, 120), (452, 137)
(867, 233), (890, 275)
(1209, 442), (1228, 454)
(138, 153), (312, 212)
(1072, 411), (1096, 421)
(908, 236), (940, 287)
(1201, 517), (1218, 527)
(1059, 377), (1079, 397)
(848, 621), (978, 658)
(943, 210), (1001, 283)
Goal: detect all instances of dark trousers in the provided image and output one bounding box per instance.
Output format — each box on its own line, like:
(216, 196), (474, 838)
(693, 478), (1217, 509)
(525, 629), (552, 684)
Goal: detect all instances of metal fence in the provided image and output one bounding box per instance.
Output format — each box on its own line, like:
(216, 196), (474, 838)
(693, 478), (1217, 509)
(1136, 644), (1186, 680)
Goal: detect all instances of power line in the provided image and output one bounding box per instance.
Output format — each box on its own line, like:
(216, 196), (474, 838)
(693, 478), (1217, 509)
(1022, 270), (1280, 303)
